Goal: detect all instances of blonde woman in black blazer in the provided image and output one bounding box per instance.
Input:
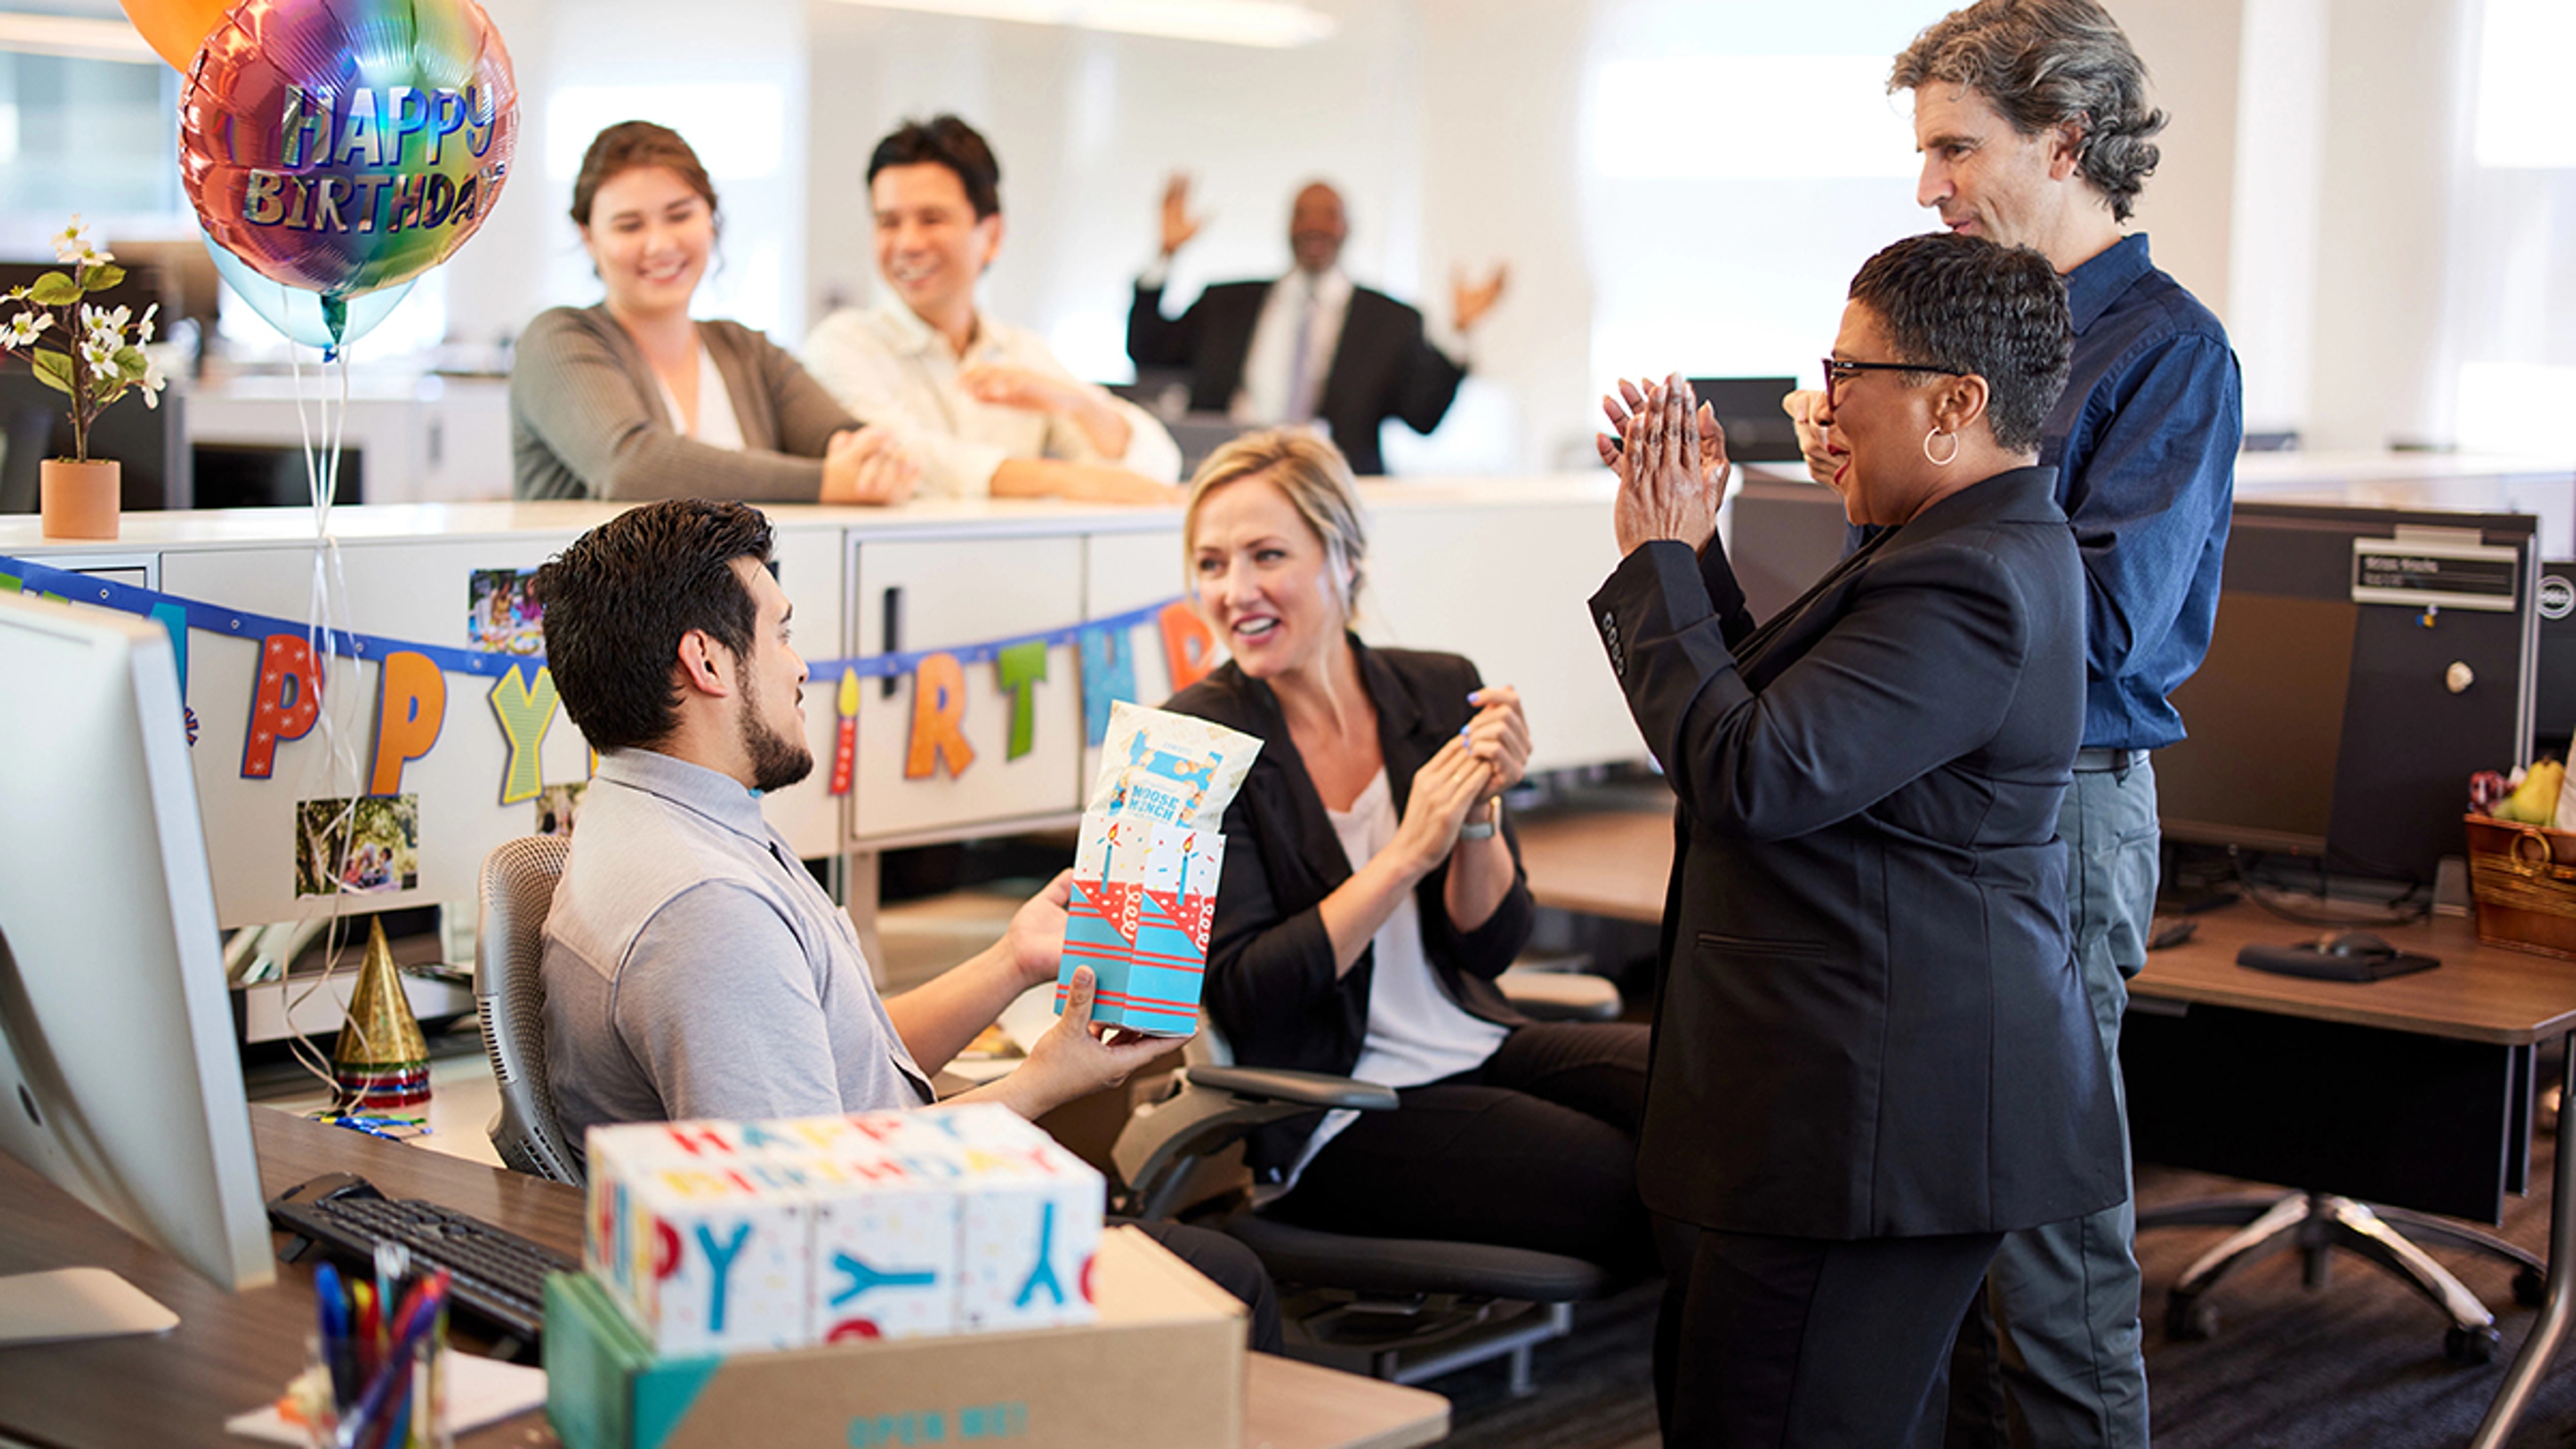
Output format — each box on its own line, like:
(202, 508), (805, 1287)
(1594, 234), (2125, 1446)
(1167, 429), (1666, 1281)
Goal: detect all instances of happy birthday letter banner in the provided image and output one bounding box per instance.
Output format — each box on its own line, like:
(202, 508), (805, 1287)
(1, 553), (1213, 800)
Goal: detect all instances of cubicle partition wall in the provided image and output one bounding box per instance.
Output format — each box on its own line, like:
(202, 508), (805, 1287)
(0, 478), (1642, 929)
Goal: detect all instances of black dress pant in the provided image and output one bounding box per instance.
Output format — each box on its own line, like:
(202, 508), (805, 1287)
(1658, 1226), (2004, 1448)
(1267, 1021), (1664, 1276)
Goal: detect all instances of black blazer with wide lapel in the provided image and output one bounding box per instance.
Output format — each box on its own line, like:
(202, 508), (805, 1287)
(1589, 466), (2125, 1240)
(1127, 280), (1468, 476)
(1165, 639), (1532, 1177)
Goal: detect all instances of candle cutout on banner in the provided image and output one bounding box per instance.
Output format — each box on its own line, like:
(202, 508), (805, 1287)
(830, 667), (859, 796)
(242, 633), (323, 778)
(1077, 625), (1135, 748)
(487, 663), (559, 804)
(1158, 602), (1217, 692)
(368, 650), (447, 796)
(995, 640), (1049, 761)
(904, 651), (976, 781)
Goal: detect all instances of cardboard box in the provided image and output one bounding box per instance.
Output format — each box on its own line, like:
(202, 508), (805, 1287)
(547, 1226), (1247, 1449)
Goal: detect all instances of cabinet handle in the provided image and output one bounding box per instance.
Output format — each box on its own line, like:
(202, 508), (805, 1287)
(881, 586), (902, 698)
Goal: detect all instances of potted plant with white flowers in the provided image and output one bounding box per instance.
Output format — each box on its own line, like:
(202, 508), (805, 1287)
(3, 215), (168, 539)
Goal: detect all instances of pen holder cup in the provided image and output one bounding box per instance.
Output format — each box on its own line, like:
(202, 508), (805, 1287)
(301, 1330), (455, 1449)
(2463, 814), (2576, 961)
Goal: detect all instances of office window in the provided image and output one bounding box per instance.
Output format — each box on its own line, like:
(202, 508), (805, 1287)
(0, 51), (182, 244)
(2473, 0), (2575, 170)
(2443, 0), (2576, 455)
(1576, 1), (1947, 393)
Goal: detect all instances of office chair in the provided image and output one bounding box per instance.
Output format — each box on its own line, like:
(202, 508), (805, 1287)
(1111, 965), (1630, 1393)
(474, 834), (584, 1186)
(2145, 1187), (2545, 1364)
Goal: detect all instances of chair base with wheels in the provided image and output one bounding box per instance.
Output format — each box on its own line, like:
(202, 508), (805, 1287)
(2148, 1189), (2545, 1365)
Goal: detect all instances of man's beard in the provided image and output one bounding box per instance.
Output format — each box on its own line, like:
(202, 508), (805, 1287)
(739, 684), (813, 794)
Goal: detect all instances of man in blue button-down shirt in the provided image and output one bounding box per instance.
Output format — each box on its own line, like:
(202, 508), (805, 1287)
(1788, 3), (2239, 1444)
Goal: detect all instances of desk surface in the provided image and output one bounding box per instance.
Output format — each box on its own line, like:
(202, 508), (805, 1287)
(0, 1108), (1447, 1449)
(1516, 804), (2576, 1045)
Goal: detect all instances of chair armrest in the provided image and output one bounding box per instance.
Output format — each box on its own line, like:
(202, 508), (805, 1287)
(1112, 1067), (1399, 1218)
(1183, 1066), (1401, 1112)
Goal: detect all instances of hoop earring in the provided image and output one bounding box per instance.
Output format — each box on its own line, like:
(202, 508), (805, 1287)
(1923, 428), (1959, 466)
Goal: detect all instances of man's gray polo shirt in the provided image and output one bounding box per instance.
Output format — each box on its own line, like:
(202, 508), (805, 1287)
(542, 749), (930, 1159)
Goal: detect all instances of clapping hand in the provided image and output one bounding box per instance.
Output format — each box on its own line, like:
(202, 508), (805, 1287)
(1782, 388), (1834, 486)
(1392, 737), (1499, 874)
(1599, 374), (1728, 556)
(1462, 684), (1531, 796)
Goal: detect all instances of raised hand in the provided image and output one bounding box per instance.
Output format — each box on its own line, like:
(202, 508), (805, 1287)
(1452, 262), (1509, 334)
(1159, 173), (1204, 258)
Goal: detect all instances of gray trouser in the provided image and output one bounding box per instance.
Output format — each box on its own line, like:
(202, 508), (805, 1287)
(1946, 758), (2155, 1449)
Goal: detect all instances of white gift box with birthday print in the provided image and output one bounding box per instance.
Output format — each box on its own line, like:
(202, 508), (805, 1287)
(584, 1119), (773, 1321)
(951, 1131), (1107, 1332)
(804, 1136), (965, 1343)
(618, 1155), (820, 1355)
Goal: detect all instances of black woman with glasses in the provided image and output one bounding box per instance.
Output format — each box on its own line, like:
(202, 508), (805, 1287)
(1586, 231), (2125, 1448)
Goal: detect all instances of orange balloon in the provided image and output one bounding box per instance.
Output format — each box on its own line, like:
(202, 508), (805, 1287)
(119, 0), (231, 71)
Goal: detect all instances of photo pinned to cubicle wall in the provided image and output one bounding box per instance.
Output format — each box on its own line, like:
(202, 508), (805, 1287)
(295, 795), (421, 897)
(468, 568), (545, 655)
(533, 782), (586, 839)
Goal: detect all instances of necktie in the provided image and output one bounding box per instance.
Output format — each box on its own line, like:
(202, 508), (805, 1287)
(1283, 280), (1323, 423)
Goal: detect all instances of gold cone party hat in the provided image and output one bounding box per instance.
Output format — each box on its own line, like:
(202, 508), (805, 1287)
(333, 918), (431, 1110)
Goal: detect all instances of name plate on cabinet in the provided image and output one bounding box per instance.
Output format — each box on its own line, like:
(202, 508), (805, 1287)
(2350, 531), (2518, 612)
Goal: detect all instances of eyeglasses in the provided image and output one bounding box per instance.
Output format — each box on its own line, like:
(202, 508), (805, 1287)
(1821, 357), (1970, 409)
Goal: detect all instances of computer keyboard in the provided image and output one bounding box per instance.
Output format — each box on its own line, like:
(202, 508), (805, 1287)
(268, 1172), (576, 1348)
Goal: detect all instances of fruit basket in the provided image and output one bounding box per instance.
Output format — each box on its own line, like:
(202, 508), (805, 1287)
(2463, 814), (2576, 961)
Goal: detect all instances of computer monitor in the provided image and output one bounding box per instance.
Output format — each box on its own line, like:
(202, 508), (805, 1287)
(0, 590), (274, 1340)
(2155, 501), (2540, 888)
(1688, 377), (1803, 464)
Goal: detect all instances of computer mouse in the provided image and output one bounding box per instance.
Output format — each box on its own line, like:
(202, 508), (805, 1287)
(2317, 929), (2398, 959)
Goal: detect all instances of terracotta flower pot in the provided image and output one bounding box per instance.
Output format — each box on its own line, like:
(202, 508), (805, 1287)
(40, 458), (119, 541)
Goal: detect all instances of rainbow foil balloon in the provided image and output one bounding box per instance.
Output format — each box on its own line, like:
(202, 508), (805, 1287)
(179, 0), (517, 341)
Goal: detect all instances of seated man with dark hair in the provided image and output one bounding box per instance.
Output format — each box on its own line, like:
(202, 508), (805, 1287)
(533, 498), (1276, 1346)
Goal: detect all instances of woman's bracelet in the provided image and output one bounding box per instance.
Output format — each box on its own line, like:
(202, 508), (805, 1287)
(1456, 796), (1502, 841)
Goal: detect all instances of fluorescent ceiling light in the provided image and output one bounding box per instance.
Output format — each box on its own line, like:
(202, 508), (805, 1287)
(828, 0), (1335, 48)
(0, 11), (157, 62)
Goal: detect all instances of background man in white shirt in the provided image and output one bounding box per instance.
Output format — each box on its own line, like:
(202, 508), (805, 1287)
(804, 115), (1183, 503)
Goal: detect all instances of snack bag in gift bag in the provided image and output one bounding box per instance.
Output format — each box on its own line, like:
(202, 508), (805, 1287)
(1057, 702), (1260, 1034)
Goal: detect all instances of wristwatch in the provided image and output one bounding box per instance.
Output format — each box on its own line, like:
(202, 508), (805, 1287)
(1457, 797), (1502, 841)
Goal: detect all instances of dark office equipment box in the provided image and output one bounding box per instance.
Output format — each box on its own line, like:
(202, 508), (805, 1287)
(2463, 814), (2576, 961)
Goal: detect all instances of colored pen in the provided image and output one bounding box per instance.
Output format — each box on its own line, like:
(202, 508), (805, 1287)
(314, 1260), (358, 1410)
(340, 1272), (449, 1449)
(350, 1279), (378, 1380)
